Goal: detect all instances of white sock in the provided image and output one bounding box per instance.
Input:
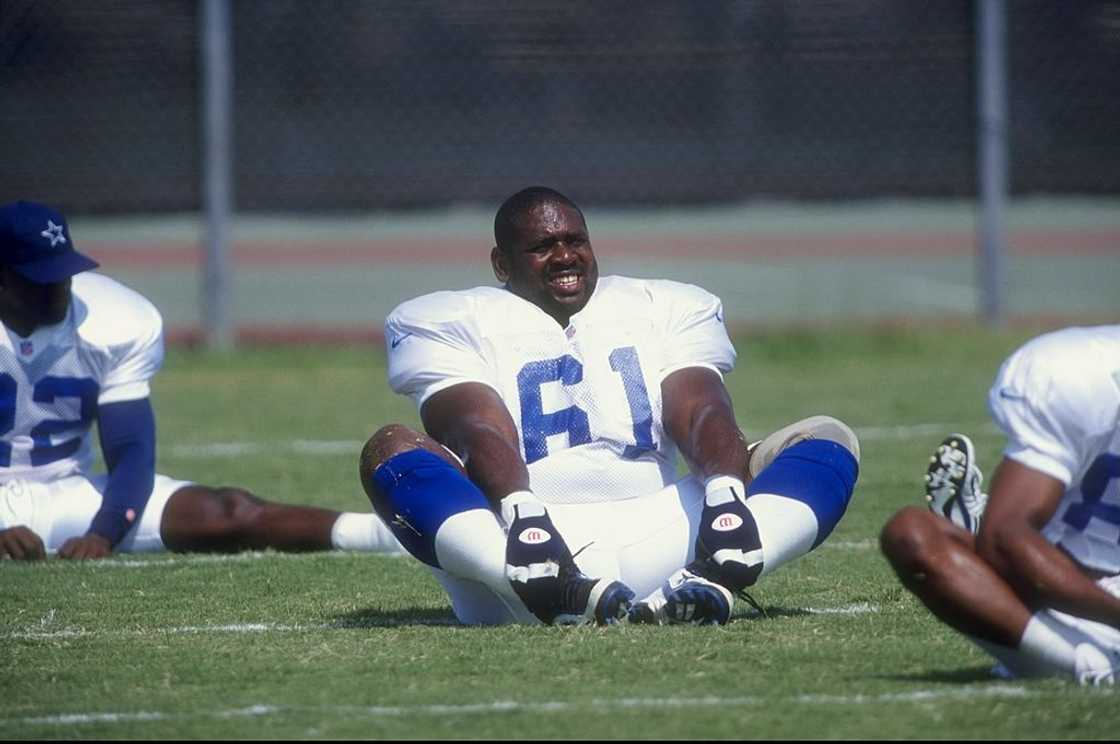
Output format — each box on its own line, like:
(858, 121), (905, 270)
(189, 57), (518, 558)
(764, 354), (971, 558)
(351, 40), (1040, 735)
(434, 508), (536, 623)
(1016, 613), (1080, 674)
(434, 509), (508, 586)
(972, 612), (1081, 679)
(330, 512), (404, 553)
(744, 492), (818, 578)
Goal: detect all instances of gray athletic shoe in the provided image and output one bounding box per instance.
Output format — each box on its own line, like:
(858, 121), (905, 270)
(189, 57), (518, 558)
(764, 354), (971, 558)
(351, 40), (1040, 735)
(925, 434), (987, 535)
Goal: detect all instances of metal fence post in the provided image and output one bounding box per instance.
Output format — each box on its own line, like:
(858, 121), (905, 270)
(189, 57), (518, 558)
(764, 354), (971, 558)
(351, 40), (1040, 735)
(977, 0), (1008, 326)
(201, 0), (234, 349)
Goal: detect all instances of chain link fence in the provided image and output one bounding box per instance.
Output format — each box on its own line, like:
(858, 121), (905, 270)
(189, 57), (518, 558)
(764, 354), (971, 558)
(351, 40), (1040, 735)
(3, 0), (1119, 213)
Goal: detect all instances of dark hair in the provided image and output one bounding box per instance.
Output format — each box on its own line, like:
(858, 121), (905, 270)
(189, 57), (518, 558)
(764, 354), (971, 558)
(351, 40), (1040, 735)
(493, 186), (584, 252)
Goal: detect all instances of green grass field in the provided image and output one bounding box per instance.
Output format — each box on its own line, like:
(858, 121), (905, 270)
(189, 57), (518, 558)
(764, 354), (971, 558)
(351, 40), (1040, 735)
(3, 325), (1118, 739)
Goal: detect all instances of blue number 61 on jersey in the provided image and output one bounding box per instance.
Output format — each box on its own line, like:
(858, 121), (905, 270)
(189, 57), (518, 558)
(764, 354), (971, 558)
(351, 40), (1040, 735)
(517, 355), (591, 464)
(516, 346), (654, 464)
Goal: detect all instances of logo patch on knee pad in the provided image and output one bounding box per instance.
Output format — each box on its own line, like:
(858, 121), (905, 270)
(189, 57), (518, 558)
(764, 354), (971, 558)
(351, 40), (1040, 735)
(518, 527), (552, 545)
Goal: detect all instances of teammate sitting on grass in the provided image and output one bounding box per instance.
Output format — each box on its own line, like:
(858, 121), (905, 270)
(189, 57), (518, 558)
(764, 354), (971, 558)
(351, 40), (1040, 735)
(0, 200), (401, 560)
(358, 186), (861, 626)
(881, 325), (1120, 684)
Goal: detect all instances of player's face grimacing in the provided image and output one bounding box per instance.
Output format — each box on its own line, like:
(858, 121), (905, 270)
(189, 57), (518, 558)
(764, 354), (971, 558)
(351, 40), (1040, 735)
(492, 200), (598, 327)
(0, 266), (72, 337)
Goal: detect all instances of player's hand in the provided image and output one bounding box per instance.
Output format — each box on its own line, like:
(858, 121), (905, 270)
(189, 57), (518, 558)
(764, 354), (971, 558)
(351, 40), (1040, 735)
(58, 533), (113, 560)
(696, 477), (764, 591)
(504, 499), (579, 623)
(0, 526), (47, 561)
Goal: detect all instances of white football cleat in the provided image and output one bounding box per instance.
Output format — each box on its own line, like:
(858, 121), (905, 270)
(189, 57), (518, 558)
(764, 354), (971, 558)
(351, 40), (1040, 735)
(1074, 642), (1120, 686)
(628, 566), (734, 626)
(925, 434), (987, 535)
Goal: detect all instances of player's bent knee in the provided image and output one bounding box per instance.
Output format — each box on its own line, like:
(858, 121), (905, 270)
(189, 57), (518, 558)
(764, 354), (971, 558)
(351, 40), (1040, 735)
(748, 436), (859, 549)
(358, 424), (463, 504)
(360, 424), (421, 480)
(879, 506), (941, 571)
(799, 415), (860, 463)
(366, 448), (491, 568)
(214, 487), (266, 531)
(826, 417), (860, 462)
(162, 484), (265, 551)
(748, 415), (861, 480)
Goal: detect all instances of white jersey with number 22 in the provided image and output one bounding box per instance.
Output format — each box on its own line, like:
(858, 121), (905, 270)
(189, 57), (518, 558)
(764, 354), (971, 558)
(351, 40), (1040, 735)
(0, 273), (163, 484)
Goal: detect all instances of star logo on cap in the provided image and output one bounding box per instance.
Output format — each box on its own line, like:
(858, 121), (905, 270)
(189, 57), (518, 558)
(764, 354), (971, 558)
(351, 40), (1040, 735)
(40, 220), (67, 247)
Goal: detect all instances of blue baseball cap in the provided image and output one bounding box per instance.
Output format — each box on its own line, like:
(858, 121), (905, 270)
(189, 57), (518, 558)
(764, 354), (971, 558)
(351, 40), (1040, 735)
(0, 201), (99, 283)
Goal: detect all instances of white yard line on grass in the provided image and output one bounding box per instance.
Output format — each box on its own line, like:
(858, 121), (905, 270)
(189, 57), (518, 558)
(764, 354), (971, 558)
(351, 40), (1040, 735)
(6, 602), (873, 641)
(9, 685), (1092, 729)
(167, 440), (362, 458)
(851, 422), (999, 440)
(822, 538), (877, 550)
(803, 602), (878, 615)
(81, 550), (398, 569)
(6, 617), (460, 640)
(164, 422), (1001, 460)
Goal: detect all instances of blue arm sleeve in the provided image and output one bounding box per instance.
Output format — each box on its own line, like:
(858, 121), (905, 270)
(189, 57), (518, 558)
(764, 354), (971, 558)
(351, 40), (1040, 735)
(89, 398), (157, 546)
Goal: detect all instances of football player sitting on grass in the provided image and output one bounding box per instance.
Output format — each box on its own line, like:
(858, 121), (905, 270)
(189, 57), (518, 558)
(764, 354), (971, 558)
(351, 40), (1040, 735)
(358, 186), (861, 626)
(881, 325), (1120, 685)
(0, 200), (401, 560)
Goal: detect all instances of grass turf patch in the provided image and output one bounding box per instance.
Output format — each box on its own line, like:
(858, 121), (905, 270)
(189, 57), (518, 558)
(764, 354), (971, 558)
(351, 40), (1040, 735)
(3, 324), (1117, 739)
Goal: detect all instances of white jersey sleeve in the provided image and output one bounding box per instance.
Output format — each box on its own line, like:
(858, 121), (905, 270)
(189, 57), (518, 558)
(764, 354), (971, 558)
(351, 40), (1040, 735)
(645, 279), (736, 381)
(987, 330), (1114, 486)
(988, 326), (1120, 572)
(385, 289), (496, 408)
(73, 274), (165, 405)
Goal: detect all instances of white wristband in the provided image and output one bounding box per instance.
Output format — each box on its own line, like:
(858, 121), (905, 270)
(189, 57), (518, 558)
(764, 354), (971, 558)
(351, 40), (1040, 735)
(703, 475), (746, 506)
(499, 490), (545, 527)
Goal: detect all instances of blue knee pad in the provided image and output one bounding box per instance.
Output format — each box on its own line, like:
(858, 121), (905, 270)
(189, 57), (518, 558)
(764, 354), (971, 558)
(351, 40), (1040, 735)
(747, 439), (859, 548)
(369, 449), (491, 568)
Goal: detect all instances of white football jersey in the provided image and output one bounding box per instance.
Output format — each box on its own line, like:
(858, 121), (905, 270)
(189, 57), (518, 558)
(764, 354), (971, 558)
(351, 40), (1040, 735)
(387, 276), (736, 504)
(987, 325), (1120, 573)
(0, 273), (164, 483)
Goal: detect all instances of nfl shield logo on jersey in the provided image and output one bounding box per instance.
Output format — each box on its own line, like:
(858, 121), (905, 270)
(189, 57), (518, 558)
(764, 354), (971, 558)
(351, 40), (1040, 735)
(19, 340), (33, 356)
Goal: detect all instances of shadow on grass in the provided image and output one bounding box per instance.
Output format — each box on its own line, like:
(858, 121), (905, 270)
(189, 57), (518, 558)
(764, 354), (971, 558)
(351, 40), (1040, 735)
(330, 607), (460, 629)
(879, 666), (997, 684)
(333, 603), (827, 628)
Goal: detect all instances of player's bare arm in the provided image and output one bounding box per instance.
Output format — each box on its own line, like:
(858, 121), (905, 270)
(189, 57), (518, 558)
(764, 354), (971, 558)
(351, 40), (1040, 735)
(661, 366), (750, 483)
(420, 382), (530, 508)
(979, 457), (1120, 628)
(649, 364), (767, 606)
